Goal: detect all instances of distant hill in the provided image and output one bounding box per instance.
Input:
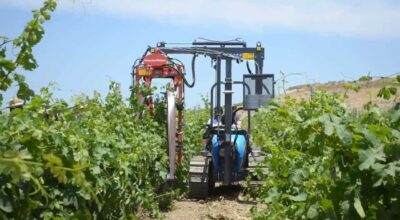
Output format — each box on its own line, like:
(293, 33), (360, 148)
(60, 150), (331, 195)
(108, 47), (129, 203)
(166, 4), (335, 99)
(282, 78), (399, 111)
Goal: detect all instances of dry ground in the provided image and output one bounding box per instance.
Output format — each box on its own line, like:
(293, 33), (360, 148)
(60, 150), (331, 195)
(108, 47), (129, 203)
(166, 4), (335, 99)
(163, 185), (263, 220)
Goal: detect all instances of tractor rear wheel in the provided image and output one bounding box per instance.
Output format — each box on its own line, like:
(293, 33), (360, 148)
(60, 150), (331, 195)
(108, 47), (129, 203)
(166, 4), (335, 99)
(188, 156), (214, 199)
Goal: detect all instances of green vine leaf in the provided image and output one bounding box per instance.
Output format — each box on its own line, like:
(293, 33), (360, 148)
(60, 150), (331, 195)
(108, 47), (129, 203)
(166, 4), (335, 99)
(354, 197), (366, 218)
(377, 86), (397, 100)
(359, 146), (386, 170)
(290, 192), (307, 202)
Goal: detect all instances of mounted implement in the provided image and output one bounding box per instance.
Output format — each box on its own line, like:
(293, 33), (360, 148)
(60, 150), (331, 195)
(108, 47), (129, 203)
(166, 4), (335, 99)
(132, 39), (274, 197)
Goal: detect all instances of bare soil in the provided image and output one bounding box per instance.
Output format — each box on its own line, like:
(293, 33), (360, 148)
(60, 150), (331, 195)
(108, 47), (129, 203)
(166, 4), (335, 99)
(163, 185), (261, 220)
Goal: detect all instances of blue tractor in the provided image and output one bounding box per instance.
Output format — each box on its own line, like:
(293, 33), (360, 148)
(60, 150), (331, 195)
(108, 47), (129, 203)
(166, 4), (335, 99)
(188, 72), (274, 198)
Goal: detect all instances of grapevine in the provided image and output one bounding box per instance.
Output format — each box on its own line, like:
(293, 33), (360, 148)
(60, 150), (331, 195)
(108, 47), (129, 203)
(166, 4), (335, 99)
(251, 80), (400, 219)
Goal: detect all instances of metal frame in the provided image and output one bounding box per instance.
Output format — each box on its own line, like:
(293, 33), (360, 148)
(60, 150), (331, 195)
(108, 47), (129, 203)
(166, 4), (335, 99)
(209, 81), (251, 131)
(156, 40), (265, 185)
(134, 50), (185, 165)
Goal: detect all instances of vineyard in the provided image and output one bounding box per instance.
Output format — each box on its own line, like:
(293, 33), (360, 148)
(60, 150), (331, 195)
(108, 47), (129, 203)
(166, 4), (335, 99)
(1, 1), (400, 219)
(251, 90), (400, 219)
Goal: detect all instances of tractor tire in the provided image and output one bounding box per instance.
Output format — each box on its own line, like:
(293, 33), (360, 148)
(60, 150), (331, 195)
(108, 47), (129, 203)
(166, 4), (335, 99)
(188, 156), (214, 199)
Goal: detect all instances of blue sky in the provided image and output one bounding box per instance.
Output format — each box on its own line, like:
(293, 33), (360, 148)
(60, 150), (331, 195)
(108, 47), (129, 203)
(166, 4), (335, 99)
(1, 0), (399, 107)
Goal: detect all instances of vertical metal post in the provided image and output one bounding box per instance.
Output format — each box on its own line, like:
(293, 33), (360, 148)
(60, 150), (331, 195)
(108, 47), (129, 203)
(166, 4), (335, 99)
(255, 59), (263, 74)
(255, 48), (264, 96)
(216, 57), (221, 110)
(247, 110), (251, 134)
(255, 42), (264, 75)
(223, 58), (232, 185)
(177, 81), (184, 164)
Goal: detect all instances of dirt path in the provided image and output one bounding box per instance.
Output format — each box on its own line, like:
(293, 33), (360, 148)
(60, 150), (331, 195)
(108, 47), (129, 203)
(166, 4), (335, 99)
(163, 185), (259, 220)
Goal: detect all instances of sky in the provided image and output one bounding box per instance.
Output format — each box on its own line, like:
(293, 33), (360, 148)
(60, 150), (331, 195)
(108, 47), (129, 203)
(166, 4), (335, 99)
(1, 0), (399, 108)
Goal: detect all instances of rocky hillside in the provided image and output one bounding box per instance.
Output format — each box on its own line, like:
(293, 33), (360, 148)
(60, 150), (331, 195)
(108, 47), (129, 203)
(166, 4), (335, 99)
(283, 78), (399, 111)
